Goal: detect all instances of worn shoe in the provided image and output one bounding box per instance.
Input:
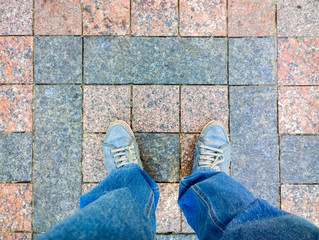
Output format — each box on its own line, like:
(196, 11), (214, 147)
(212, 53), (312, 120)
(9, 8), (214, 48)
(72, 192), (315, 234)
(191, 121), (230, 174)
(103, 120), (143, 173)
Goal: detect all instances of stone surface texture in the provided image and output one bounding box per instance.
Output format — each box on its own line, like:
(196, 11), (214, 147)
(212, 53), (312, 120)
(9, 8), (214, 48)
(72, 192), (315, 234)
(229, 38), (276, 85)
(180, 0), (226, 36)
(0, 233), (32, 240)
(278, 38), (319, 85)
(84, 38), (227, 84)
(180, 134), (199, 179)
(83, 0), (130, 35)
(156, 235), (198, 240)
(82, 183), (98, 195)
(182, 213), (195, 233)
(279, 87), (319, 134)
(0, 37), (33, 84)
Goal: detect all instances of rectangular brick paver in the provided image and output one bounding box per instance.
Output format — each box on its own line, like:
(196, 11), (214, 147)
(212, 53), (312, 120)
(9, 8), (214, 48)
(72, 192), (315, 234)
(182, 213), (195, 233)
(157, 235), (198, 240)
(82, 183), (98, 195)
(180, 134), (199, 179)
(0, 233), (32, 240)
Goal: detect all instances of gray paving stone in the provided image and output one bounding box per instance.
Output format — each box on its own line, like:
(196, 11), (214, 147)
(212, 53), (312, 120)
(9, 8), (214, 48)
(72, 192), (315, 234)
(229, 38), (276, 85)
(35, 37), (82, 84)
(0, 133), (32, 182)
(280, 136), (319, 184)
(33, 85), (82, 232)
(230, 86), (279, 207)
(156, 234), (198, 240)
(136, 133), (179, 182)
(84, 37), (227, 84)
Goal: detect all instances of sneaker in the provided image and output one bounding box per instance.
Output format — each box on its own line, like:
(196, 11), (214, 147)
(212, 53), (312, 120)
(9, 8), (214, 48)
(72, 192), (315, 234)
(191, 121), (230, 174)
(103, 120), (143, 173)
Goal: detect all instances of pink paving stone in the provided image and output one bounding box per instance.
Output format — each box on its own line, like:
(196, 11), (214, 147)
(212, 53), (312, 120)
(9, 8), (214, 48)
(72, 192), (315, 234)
(181, 86), (228, 133)
(278, 0), (319, 37)
(180, 0), (226, 36)
(133, 86), (179, 132)
(132, 0), (178, 36)
(35, 0), (81, 35)
(281, 185), (319, 227)
(182, 212), (195, 233)
(181, 134), (199, 179)
(0, 37), (33, 84)
(83, 134), (108, 183)
(278, 38), (319, 85)
(0, 85), (32, 132)
(82, 183), (98, 195)
(0, 233), (32, 240)
(228, 0), (275, 37)
(0, 184), (32, 231)
(83, 86), (131, 132)
(0, 0), (32, 35)
(83, 0), (130, 35)
(279, 87), (319, 134)
(156, 183), (180, 233)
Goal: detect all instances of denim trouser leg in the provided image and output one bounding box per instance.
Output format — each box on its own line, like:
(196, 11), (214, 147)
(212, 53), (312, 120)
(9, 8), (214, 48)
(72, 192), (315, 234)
(38, 164), (159, 240)
(178, 169), (319, 240)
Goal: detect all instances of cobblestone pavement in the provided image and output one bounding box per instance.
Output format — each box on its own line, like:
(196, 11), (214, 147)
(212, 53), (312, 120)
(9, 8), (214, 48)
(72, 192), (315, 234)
(0, 0), (318, 239)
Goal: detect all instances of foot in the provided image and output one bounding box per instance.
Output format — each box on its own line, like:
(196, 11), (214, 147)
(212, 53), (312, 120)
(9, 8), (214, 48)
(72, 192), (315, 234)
(191, 121), (230, 174)
(103, 120), (143, 173)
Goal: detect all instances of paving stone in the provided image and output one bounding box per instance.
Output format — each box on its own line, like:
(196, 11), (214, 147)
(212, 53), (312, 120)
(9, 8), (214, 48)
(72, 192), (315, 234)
(279, 87), (319, 134)
(83, 134), (108, 183)
(34, 37), (82, 84)
(84, 37), (227, 84)
(230, 87), (279, 207)
(33, 85), (82, 232)
(157, 234), (198, 240)
(136, 134), (179, 182)
(0, 183), (32, 231)
(281, 185), (319, 227)
(0, 37), (33, 84)
(156, 184), (180, 233)
(83, 0), (130, 35)
(0, 85), (32, 132)
(182, 213), (195, 233)
(34, 0), (81, 35)
(133, 86), (179, 133)
(0, 134), (32, 182)
(181, 86), (228, 132)
(180, 0), (226, 36)
(278, 0), (319, 37)
(278, 38), (319, 85)
(180, 134), (199, 179)
(82, 183), (98, 195)
(0, 0), (32, 35)
(83, 86), (130, 132)
(229, 38), (276, 85)
(0, 233), (32, 240)
(132, 0), (178, 36)
(229, 0), (275, 37)
(280, 136), (319, 184)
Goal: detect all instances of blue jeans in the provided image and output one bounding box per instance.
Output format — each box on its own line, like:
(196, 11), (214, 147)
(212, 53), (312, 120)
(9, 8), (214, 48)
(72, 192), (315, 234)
(38, 164), (319, 240)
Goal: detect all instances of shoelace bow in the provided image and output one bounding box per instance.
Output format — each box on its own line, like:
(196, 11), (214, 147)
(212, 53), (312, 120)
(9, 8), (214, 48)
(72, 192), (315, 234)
(110, 145), (138, 169)
(198, 145), (224, 171)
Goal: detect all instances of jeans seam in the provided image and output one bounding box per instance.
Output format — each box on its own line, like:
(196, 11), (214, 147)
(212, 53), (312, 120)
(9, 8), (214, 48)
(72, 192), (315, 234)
(145, 190), (154, 219)
(191, 185), (225, 232)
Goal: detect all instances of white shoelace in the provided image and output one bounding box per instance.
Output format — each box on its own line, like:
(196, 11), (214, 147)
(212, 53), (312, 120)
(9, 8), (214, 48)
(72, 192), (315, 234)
(110, 145), (138, 169)
(198, 145), (224, 171)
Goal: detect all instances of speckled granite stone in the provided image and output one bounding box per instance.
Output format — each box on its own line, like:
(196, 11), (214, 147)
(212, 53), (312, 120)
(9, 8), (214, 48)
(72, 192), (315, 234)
(34, 233), (43, 239)
(230, 87), (279, 207)
(182, 213), (195, 233)
(156, 235), (198, 240)
(0, 134), (32, 182)
(181, 86), (228, 132)
(278, 38), (319, 85)
(0, 183), (32, 231)
(83, 86), (130, 132)
(35, 37), (82, 84)
(136, 133), (179, 182)
(132, 0), (178, 36)
(156, 184), (180, 233)
(83, 0), (130, 35)
(83, 134), (108, 182)
(33, 85), (82, 232)
(180, 134), (199, 179)
(0, 37), (33, 84)
(278, 0), (319, 37)
(229, 38), (276, 85)
(84, 37), (227, 84)
(0, 85), (32, 132)
(0, 0), (32, 35)
(133, 86), (179, 132)
(280, 136), (319, 184)
(35, 0), (81, 35)
(180, 0), (226, 36)
(279, 87), (319, 134)
(82, 183), (98, 195)
(0, 233), (32, 240)
(281, 185), (319, 227)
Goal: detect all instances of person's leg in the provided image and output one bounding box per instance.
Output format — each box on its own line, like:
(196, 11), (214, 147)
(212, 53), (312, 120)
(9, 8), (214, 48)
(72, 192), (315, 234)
(178, 121), (319, 240)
